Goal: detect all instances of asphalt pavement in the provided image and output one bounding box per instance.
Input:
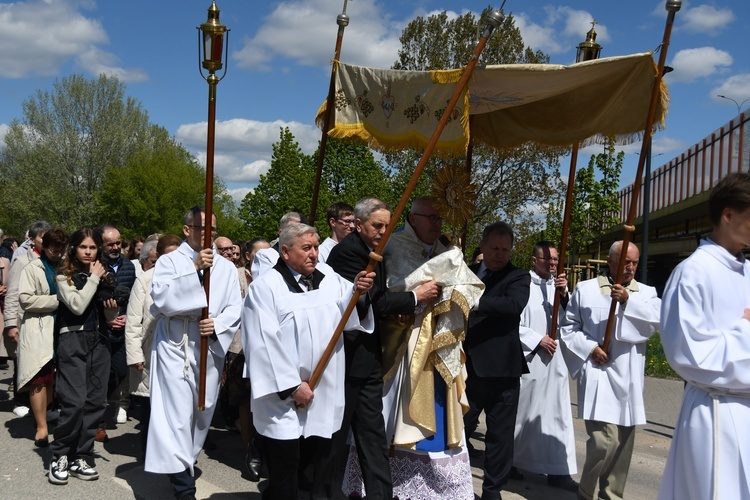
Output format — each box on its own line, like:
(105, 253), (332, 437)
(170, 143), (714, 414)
(0, 363), (683, 499)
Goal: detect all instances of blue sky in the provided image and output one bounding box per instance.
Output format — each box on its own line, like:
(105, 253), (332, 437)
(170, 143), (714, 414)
(1, 0), (748, 204)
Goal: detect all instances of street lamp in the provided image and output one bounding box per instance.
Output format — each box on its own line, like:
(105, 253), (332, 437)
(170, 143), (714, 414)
(717, 95), (750, 116)
(717, 95), (748, 175)
(196, 0), (229, 411)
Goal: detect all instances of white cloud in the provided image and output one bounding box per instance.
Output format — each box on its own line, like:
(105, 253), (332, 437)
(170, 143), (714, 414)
(0, 123), (9, 147)
(514, 7), (608, 58)
(514, 14), (563, 55)
(227, 187), (252, 205)
(233, 0), (402, 73)
(78, 47), (148, 83)
(712, 74), (750, 112)
(680, 4), (735, 35)
(176, 118), (320, 185)
(668, 47), (732, 83)
(0, 0), (147, 81)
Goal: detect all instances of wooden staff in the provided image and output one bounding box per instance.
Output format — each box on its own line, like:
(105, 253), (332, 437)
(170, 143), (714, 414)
(601, 0), (681, 353)
(307, 9), (504, 392)
(198, 74), (219, 411)
(308, 0), (351, 225)
(549, 143), (579, 340)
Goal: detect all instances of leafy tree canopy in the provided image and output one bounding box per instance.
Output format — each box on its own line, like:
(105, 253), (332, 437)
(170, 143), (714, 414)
(239, 128), (392, 240)
(0, 74), (238, 239)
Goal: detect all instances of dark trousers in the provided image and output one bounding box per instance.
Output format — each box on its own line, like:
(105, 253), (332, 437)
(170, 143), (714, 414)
(107, 338), (127, 398)
(132, 395), (151, 455)
(264, 434), (337, 500)
(330, 373), (392, 499)
(168, 469), (196, 498)
(464, 361), (520, 499)
(50, 330), (110, 463)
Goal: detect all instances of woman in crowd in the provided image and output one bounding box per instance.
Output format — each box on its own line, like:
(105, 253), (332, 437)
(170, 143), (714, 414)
(48, 228), (117, 485)
(17, 228), (68, 447)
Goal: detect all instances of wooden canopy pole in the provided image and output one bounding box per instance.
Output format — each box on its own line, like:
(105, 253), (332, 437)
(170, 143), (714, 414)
(601, 0), (681, 353)
(308, 1), (351, 225)
(306, 9), (504, 391)
(549, 143), (579, 340)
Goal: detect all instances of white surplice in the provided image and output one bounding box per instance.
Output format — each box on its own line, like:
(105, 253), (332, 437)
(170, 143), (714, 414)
(658, 239), (750, 500)
(242, 261), (373, 440)
(559, 276), (660, 426)
(317, 236), (337, 263)
(513, 270), (577, 475)
(145, 241), (242, 475)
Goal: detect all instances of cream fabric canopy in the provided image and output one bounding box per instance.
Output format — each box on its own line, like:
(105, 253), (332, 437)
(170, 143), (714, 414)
(315, 52), (668, 154)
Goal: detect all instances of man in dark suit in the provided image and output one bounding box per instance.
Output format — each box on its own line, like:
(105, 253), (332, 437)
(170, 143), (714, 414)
(326, 197), (439, 499)
(464, 221), (531, 500)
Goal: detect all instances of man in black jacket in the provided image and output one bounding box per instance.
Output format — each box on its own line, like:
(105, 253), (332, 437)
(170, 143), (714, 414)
(96, 225), (136, 440)
(326, 197), (439, 499)
(464, 221), (531, 500)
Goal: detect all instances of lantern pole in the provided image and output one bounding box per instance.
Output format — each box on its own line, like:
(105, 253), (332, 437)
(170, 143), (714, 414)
(196, 0), (229, 411)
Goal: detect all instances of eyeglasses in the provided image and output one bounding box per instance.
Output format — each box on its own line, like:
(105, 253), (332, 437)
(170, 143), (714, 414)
(412, 213), (443, 224)
(337, 218), (355, 226)
(187, 225), (218, 235)
(217, 246), (233, 254)
(537, 257), (559, 262)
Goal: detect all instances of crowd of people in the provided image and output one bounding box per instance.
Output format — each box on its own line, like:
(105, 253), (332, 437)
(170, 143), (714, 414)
(1, 173), (750, 500)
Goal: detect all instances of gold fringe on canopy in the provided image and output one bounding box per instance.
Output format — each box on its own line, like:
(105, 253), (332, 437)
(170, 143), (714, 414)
(315, 53), (669, 153)
(315, 63), (470, 155)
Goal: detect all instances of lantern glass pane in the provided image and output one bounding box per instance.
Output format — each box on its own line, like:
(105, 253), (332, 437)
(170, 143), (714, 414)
(203, 32), (213, 63)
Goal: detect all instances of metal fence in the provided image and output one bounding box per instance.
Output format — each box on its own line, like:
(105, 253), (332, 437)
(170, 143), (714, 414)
(617, 112), (749, 221)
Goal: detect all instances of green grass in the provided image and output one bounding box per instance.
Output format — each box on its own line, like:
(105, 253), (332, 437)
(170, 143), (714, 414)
(645, 332), (681, 379)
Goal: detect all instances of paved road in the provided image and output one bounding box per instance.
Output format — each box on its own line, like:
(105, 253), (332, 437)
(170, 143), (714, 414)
(0, 364), (683, 499)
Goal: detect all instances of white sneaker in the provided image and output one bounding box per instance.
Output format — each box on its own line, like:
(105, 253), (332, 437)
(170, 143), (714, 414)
(49, 455), (69, 485)
(12, 405), (29, 417)
(116, 407), (127, 424)
(68, 458), (99, 481)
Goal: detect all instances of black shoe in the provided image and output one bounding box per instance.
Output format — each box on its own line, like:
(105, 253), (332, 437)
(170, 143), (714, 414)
(509, 466), (524, 480)
(35, 437), (49, 448)
(243, 445), (262, 482)
(547, 474), (579, 492)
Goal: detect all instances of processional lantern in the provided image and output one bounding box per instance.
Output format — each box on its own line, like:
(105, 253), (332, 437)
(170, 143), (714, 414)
(576, 20), (602, 63)
(198, 1), (230, 78)
(195, 0), (229, 412)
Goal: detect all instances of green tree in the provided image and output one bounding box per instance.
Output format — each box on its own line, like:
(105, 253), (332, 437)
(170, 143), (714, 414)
(0, 73), (240, 238)
(97, 128), (236, 238)
(389, 8), (567, 257)
(238, 131), (395, 239)
(238, 127), (316, 239)
(545, 138), (623, 264)
(314, 137), (392, 231)
(0, 74), (151, 232)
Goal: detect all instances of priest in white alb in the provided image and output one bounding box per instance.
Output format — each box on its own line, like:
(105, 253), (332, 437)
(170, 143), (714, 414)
(242, 223), (374, 500)
(658, 172), (750, 500)
(560, 240), (660, 500)
(145, 207), (242, 500)
(513, 241), (578, 492)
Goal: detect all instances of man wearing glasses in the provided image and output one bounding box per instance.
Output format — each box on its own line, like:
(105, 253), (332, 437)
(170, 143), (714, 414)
(145, 206), (242, 500)
(512, 241), (578, 491)
(318, 202), (355, 263)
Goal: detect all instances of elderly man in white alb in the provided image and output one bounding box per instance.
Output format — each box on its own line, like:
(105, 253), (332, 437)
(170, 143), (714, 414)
(242, 223), (374, 500)
(658, 172), (750, 500)
(560, 240), (660, 500)
(513, 241), (577, 492)
(145, 207), (242, 500)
